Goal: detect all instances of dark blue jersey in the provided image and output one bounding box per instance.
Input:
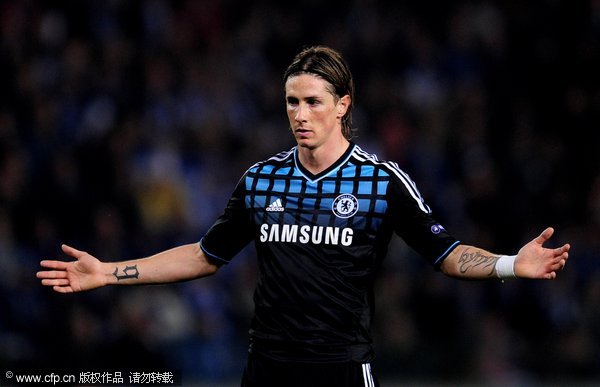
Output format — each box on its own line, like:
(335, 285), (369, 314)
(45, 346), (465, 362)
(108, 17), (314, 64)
(200, 142), (459, 363)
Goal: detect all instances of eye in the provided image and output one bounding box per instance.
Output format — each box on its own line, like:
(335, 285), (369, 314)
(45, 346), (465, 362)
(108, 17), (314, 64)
(286, 97), (299, 107)
(307, 98), (320, 106)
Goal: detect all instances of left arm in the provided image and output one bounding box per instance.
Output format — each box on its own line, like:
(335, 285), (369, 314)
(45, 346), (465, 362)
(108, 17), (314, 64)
(440, 227), (570, 280)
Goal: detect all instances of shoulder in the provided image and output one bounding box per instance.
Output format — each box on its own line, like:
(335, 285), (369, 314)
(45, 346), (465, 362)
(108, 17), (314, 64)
(246, 147), (296, 175)
(350, 144), (407, 178)
(352, 144), (431, 213)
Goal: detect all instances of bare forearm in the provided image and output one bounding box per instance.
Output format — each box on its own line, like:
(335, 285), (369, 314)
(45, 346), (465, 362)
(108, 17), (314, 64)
(104, 243), (218, 285)
(440, 244), (501, 279)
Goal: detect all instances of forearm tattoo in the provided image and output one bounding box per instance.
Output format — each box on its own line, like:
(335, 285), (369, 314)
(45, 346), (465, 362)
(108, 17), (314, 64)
(457, 249), (498, 276)
(113, 265), (140, 281)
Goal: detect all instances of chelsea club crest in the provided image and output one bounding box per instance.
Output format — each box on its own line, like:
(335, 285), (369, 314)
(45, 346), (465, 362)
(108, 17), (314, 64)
(332, 194), (359, 218)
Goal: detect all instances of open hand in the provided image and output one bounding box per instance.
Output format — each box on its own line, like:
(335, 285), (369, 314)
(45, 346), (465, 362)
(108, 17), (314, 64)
(37, 244), (107, 293)
(515, 227), (570, 279)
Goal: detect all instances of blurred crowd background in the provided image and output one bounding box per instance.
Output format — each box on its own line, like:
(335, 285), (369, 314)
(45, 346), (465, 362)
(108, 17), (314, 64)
(1, 0), (599, 385)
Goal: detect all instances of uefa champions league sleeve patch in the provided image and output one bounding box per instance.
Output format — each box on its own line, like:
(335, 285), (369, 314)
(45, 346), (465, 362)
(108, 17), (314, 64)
(430, 224), (446, 234)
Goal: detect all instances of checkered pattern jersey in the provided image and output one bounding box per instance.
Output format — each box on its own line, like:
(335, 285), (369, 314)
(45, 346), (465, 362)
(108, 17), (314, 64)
(200, 143), (460, 363)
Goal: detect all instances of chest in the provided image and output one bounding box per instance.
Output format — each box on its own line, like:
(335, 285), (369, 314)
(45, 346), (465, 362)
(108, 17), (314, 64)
(244, 166), (390, 233)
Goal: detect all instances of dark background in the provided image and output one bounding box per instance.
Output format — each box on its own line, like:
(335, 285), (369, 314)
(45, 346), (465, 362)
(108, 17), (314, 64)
(1, 0), (599, 385)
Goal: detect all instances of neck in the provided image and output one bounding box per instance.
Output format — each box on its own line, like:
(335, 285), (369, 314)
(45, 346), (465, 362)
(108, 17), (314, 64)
(297, 137), (350, 175)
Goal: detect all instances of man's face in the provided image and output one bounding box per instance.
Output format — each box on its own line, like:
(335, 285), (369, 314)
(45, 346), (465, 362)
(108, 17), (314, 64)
(285, 74), (349, 150)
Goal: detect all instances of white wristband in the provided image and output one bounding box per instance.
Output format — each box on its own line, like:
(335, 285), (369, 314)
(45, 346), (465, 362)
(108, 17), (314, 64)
(495, 255), (517, 279)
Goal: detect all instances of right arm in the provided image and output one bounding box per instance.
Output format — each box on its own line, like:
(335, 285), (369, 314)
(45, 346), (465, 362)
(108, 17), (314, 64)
(37, 243), (219, 293)
(40, 170), (254, 294)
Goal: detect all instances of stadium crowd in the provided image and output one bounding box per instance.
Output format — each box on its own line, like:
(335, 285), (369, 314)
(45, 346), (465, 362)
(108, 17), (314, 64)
(1, 0), (599, 384)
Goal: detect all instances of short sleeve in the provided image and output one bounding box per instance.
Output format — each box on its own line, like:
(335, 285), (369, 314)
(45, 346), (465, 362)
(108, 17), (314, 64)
(200, 178), (255, 265)
(387, 178), (460, 268)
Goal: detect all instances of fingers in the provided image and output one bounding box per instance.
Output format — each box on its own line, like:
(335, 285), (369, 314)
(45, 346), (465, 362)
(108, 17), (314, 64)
(41, 278), (70, 286)
(536, 229), (571, 270)
(545, 245), (569, 279)
(37, 269), (71, 290)
(39, 244), (84, 270)
(548, 244), (569, 270)
(534, 228), (571, 252)
(36, 268), (68, 279)
(38, 258), (71, 290)
(554, 244), (570, 262)
(53, 285), (74, 294)
(37, 269), (74, 292)
(38, 244), (83, 292)
(550, 259), (567, 272)
(61, 244), (84, 259)
(534, 227), (555, 245)
(39, 259), (69, 270)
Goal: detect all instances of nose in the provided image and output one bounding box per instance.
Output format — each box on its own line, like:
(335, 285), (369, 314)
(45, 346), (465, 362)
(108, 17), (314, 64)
(294, 102), (307, 122)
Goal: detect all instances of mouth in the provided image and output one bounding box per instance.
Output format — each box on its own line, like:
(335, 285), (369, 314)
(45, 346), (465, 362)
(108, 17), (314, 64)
(294, 127), (311, 135)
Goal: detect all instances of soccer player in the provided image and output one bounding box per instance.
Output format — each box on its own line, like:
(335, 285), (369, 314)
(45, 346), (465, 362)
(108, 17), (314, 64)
(37, 46), (570, 387)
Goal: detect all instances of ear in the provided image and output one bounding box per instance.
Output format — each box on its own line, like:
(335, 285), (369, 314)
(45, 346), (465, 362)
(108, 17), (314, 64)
(337, 95), (351, 118)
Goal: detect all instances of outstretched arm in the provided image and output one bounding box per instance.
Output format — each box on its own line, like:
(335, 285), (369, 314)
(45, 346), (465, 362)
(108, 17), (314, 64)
(37, 243), (219, 293)
(440, 227), (570, 280)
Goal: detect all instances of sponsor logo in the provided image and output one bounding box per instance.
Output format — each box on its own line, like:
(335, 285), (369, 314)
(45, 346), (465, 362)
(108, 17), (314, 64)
(266, 198), (285, 212)
(332, 194), (359, 218)
(259, 223), (354, 246)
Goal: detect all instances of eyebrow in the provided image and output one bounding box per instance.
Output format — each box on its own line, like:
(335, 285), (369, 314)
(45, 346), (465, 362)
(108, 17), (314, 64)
(286, 95), (322, 101)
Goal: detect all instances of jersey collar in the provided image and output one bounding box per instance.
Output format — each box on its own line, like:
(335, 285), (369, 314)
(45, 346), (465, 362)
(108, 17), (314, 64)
(294, 142), (356, 183)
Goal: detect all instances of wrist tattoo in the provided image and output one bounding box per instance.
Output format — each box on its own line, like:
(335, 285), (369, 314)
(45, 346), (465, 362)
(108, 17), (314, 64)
(458, 249), (498, 276)
(113, 265), (140, 281)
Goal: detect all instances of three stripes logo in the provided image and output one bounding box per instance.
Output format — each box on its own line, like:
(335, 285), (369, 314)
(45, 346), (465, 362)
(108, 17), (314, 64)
(266, 198), (285, 212)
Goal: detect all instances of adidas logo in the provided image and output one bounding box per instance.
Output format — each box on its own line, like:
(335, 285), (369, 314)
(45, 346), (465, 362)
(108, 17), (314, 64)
(266, 198), (285, 212)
